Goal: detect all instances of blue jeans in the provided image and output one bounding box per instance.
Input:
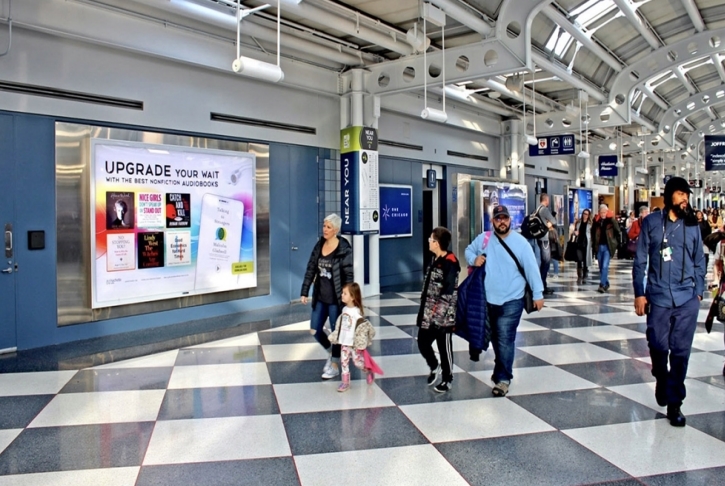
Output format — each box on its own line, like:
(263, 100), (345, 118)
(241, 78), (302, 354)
(596, 244), (611, 286)
(310, 300), (341, 358)
(488, 297), (525, 384)
(647, 296), (699, 406)
(552, 259), (559, 275)
(529, 239), (551, 289)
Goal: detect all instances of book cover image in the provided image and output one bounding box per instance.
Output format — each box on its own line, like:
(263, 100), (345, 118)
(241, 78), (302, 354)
(106, 192), (135, 230)
(166, 230), (191, 266)
(166, 193), (191, 228)
(137, 231), (165, 269)
(106, 233), (136, 272)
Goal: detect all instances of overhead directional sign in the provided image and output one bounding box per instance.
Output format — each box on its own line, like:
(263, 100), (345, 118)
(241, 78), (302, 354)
(598, 155), (618, 177)
(529, 134), (576, 157)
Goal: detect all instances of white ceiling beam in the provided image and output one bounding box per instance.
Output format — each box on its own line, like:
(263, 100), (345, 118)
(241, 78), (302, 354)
(541, 6), (622, 72)
(711, 55), (725, 82)
(640, 85), (669, 110)
(611, 0), (660, 50)
(532, 52), (605, 102)
(673, 67), (697, 95)
(425, 0), (493, 37)
(681, 0), (706, 33)
(657, 84), (725, 145)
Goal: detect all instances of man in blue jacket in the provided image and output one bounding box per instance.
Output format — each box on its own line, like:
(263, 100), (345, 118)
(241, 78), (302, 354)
(633, 176), (705, 427)
(466, 205), (544, 397)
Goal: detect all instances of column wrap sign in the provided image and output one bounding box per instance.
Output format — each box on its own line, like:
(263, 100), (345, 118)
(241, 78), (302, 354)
(340, 127), (380, 235)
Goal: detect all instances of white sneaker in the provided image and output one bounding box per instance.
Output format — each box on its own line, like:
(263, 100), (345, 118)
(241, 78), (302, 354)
(322, 363), (340, 380)
(322, 354), (333, 375)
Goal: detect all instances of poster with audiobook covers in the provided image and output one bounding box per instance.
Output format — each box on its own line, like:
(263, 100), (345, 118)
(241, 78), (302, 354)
(91, 140), (257, 308)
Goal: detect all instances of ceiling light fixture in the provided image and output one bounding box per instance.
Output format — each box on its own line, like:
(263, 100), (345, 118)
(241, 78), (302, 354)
(577, 90), (589, 158)
(421, 5), (447, 123)
(615, 127), (624, 168)
(523, 68), (537, 146)
(232, 2), (284, 83)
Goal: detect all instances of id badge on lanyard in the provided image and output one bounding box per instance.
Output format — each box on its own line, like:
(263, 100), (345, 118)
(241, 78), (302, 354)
(661, 219), (679, 262)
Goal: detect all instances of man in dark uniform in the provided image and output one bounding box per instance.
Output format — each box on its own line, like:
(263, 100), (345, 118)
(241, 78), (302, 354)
(633, 177), (705, 427)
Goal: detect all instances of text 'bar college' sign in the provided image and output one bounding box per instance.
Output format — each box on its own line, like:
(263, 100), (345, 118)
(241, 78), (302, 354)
(705, 135), (725, 171)
(529, 134), (575, 157)
(340, 127), (379, 235)
(598, 155), (618, 177)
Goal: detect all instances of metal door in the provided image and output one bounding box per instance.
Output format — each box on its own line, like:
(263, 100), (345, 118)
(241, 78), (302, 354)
(288, 147), (319, 300)
(0, 114), (17, 353)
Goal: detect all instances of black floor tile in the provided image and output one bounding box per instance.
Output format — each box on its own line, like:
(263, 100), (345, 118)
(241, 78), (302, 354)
(375, 373), (491, 406)
(591, 338), (652, 359)
(509, 388), (659, 430)
(559, 359), (655, 387)
(174, 347), (264, 366)
(0, 422), (154, 475)
(435, 432), (631, 486)
(282, 407), (427, 455)
(59, 368), (172, 393)
(266, 360), (330, 384)
(366, 338), (419, 356)
(137, 458), (300, 486)
(552, 305), (627, 315)
(0, 395), (54, 429)
(514, 330), (584, 347)
(157, 385), (279, 420)
(367, 305), (420, 315)
(686, 411), (725, 442)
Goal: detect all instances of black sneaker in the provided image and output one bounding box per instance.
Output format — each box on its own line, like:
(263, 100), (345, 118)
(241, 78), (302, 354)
(603, 284), (610, 291)
(433, 381), (451, 393)
(597, 285), (605, 293)
(667, 405), (686, 427)
(427, 365), (441, 386)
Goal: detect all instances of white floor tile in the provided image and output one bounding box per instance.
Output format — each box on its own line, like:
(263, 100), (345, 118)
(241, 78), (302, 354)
(273, 381), (394, 414)
(399, 398), (554, 443)
(28, 390), (165, 427)
(91, 350), (179, 369)
(608, 379), (725, 415)
(517, 320), (549, 332)
(470, 366), (599, 396)
(522, 307), (577, 319)
(365, 308), (379, 317)
(686, 352), (725, 377)
(396, 292), (420, 299)
(692, 331), (725, 351)
(262, 343), (330, 362)
(555, 291), (607, 298)
(185, 333), (260, 349)
(369, 354), (466, 379)
(564, 420), (725, 477)
(0, 371), (77, 397)
(144, 415), (290, 465)
(167, 362), (271, 389)
(365, 298), (418, 307)
(380, 314), (418, 326)
(541, 299), (592, 308)
(697, 309), (711, 323)
(554, 325), (645, 342)
(372, 326), (413, 340)
(295, 445), (468, 486)
(518, 343), (630, 365)
(261, 321), (311, 332)
(583, 312), (647, 325)
(0, 468), (140, 486)
(0, 429), (21, 455)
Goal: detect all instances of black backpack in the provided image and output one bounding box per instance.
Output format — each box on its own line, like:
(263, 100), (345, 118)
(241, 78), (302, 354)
(521, 206), (547, 239)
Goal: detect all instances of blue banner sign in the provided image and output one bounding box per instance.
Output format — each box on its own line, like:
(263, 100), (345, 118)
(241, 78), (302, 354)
(380, 185), (412, 238)
(598, 155), (618, 177)
(705, 135), (725, 171)
(529, 134), (576, 157)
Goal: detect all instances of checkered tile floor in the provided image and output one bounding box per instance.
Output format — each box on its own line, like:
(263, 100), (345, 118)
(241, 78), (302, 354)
(1, 261), (725, 485)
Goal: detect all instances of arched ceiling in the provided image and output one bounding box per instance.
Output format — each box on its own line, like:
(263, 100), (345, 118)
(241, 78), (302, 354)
(105, 0), (725, 163)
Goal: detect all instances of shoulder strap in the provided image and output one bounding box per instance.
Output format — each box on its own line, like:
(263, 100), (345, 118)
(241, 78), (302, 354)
(482, 231), (491, 250)
(494, 234), (531, 290)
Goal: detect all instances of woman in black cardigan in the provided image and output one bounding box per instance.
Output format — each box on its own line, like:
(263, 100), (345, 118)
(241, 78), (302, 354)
(300, 213), (354, 380)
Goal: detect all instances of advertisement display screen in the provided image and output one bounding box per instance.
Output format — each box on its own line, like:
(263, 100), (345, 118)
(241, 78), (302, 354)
(553, 195), (565, 226)
(481, 183), (527, 231)
(91, 141), (257, 308)
(340, 127), (380, 235)
(379, 184), (412, 238)
(567, 187), (594, 227)
(705, 135), (725, 171)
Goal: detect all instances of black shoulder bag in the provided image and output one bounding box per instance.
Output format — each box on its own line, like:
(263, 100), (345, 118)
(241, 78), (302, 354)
(494, 234), (537, 314)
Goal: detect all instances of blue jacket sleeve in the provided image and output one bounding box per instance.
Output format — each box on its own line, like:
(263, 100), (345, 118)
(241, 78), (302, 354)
(465, 233), (484, 266)
(632, 216), (650, 298)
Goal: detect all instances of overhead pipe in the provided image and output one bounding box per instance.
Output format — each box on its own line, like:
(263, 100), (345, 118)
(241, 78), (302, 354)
(430, 86), (516, 117)
(542, 6), (622, 72)
(425, 0), (492, 37)
(612, 0), (660, 50)
(681, 0), (706, 33)
(532, 52), (606, 102)
(134, 0), (369, 66)
(278, 0), (414, 56)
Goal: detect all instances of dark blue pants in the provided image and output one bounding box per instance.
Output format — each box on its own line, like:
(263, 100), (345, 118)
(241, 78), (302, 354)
(646, 295), (700, 406)
(310, 300), (341, 358)
(488, 297), (525, 383)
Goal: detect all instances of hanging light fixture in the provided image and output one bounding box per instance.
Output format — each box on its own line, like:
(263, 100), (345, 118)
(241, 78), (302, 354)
(577, 90), (590, 158)
(616, 127), (625, 168)
(232, 1), (284, 83)
(523, 69), (537, 146)
(421, 4), (447, 123)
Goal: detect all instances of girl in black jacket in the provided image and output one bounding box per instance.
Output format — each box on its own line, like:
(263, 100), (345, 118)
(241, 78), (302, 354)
(300, 214), (354, 380)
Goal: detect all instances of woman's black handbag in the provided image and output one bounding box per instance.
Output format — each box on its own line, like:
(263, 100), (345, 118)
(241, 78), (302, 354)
(564, 236), (579, 262)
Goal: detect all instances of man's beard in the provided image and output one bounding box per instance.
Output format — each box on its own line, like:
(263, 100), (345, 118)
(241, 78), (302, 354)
(494, 223), (510, 235)
(672, 203), (688, 219)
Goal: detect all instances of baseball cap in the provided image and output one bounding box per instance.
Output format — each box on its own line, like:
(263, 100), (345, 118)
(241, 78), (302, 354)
(492, 205), (510, 218)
